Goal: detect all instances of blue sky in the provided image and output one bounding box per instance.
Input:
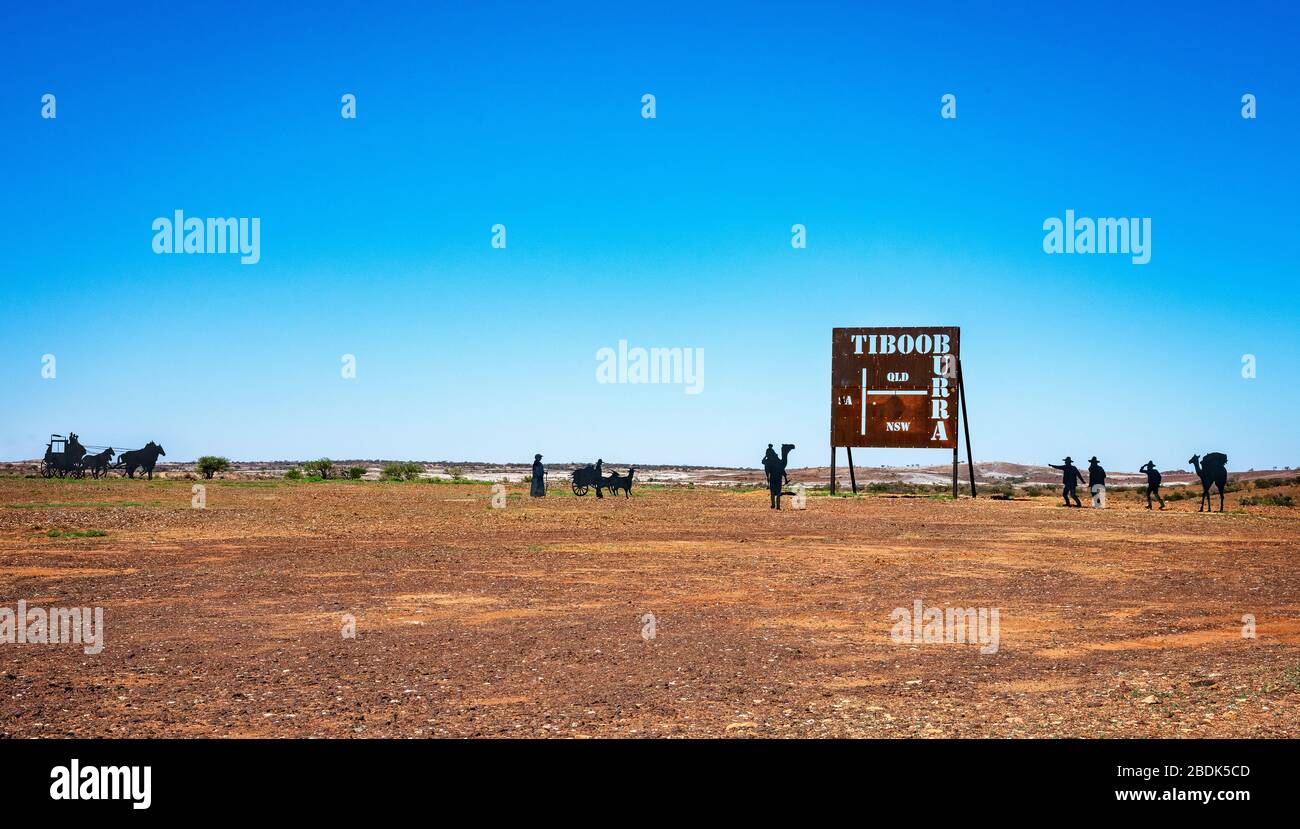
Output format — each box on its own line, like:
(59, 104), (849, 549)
(2, 1), (1297, 470)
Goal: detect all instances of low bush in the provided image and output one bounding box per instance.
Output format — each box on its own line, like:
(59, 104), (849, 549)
(382, 462), (423, 481)
(1240, 494), (1293, 507)
(302, 458), (334, 479)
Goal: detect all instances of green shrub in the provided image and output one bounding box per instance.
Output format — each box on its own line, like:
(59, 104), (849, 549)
(46, 529), (108, 538)
(196, 456), (231, 479)
(284, 468), (303, 480)
(348, 467), (365, 480)
(1240, 494), (1293, 507)
(382, 462), (423, 481)
(302, 458), (334, 479)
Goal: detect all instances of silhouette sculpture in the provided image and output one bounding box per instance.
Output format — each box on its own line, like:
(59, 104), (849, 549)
(1189, 452), (1228, 512)
(606, 468), (636, 498)
(81, 447), (115, 479)
(763, 443), (796, 509)
(530, 454), (546, 497)
(1087, 456), (1106, 507)
(571, 459), (608, 497)
(763, 443), (789, 486)
(1048, 456), (1086, 507)
(1139, 461), (1165, 510)
(42, 433), (87, 478)
(120, 442), (166, 480)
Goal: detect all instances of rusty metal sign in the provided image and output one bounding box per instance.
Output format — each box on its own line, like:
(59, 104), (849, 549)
(831, 327), (960, 449)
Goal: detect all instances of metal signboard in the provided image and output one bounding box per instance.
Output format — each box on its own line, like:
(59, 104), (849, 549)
(832, 326), (960, 449)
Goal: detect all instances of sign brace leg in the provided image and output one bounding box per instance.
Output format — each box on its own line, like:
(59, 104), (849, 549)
(959, 357), (976, 497)
(830, 446), (837, 495)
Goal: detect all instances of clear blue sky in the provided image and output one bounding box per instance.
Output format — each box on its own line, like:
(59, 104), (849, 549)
(2, 1), (1297, 470)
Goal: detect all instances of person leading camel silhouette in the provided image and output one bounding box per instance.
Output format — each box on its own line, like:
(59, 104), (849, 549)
(763, 443), (796, 509)
(1189, 452), (1228, 512)
(1139, 461), (1165, 510)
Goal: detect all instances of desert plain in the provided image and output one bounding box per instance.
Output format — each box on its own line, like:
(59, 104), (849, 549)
(1, 474), (1298, 738)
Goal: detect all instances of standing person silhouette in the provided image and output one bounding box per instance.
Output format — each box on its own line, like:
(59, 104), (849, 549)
(759, 444), (780, 491)
(530, 454), (546, 497)
(1049, 456), (1086, 507)
(1139, 460), (1165, 510)
(1087, 456), (1106, 507)
(593, 458), (604, 498)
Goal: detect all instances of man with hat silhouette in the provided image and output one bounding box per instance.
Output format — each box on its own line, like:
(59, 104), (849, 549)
(1087, 456), (1106, 508)
(1139, 460), (1165, 510)
(1048, 456), (1086, 507)
(762, 443), (788, 486)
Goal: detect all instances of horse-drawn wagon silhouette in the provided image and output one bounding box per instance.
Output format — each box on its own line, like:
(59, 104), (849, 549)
(42, 433), (87, 478)
(39, 433), (165, 479)
(570, 462), (635, 497)
(571, 464), (601, 496)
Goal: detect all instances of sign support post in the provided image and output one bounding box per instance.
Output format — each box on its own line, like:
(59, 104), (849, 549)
(952, 443), (959, 499)
(846, 446), (858, 494)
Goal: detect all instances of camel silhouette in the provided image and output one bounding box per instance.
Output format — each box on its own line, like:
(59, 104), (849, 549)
(1189, 452), (1228, 513)
(764, 443), (795, 509)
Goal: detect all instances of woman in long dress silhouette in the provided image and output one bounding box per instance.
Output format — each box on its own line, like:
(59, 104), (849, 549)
(530, 454), (546, 497)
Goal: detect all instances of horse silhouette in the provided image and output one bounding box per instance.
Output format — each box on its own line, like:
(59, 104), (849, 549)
(81, 448), (115, 479)
(1189, 452), (1228, 513)
(120, 442), (166, 480)
(764, 443), (796, 509)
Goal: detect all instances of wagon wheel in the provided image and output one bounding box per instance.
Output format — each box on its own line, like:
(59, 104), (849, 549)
(572, 483), (589, 496)
(41, 461), (55, 478)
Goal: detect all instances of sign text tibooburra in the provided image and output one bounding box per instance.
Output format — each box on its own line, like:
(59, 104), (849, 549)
(831, 327), (960, 449)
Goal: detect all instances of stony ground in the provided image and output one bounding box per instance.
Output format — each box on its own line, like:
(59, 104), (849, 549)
(1, 476), (1297, 738)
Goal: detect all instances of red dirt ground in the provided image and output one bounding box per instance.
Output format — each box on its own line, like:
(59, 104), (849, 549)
(2, 477), (1298, 738)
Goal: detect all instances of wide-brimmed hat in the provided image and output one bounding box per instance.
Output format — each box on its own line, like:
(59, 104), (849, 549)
(1063, 456), (1073, 463)
(534, 453), (542, 460)
(1089, 456), (1100, 463)
(1146, 460), (1154, 466)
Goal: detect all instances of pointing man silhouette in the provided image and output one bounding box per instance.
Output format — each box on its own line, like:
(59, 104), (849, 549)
(1048, 456), (1085, 507)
